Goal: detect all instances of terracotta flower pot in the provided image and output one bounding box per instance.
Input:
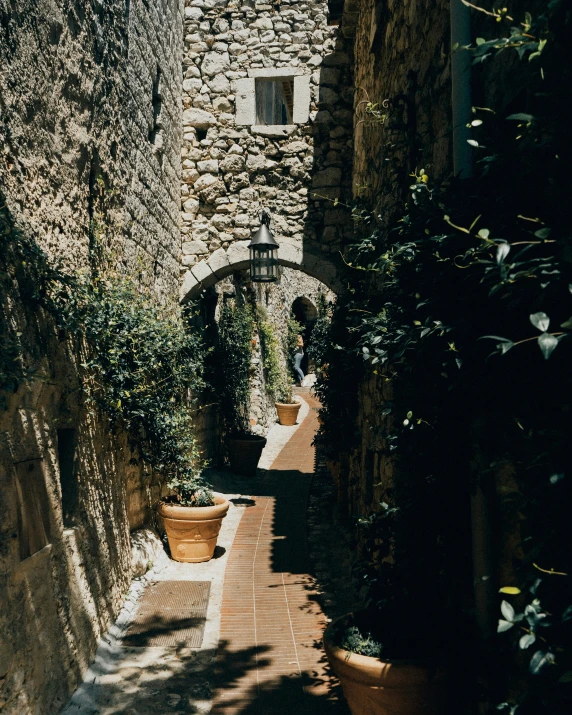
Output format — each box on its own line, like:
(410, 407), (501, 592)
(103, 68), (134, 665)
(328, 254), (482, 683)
(324, 614), (446, 715)
(157, 495), (230, 563)
(227, 434), (267, 476)
(275, 399), (302, 426)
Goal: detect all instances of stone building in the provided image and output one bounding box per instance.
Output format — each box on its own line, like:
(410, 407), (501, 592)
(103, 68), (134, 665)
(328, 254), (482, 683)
(1, 3), (187, 713)
(0, 0), (513, 712)
(177, 0), (354, 301)
(0, 1), (352, 712)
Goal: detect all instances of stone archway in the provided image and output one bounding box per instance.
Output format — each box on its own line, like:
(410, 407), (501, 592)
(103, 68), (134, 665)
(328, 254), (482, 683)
(179, 241), (342, 303)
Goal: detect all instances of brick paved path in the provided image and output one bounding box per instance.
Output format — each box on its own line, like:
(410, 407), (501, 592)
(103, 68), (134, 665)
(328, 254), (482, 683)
(212, 392), (346, 714)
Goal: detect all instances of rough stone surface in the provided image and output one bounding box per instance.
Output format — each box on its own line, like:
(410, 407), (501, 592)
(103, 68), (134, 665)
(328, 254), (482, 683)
(0, 3), (186, 714)
(179, 0), (354, 290)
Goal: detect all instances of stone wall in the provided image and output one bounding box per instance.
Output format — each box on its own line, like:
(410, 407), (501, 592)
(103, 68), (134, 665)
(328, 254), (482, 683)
(0, 2), (184, 713)
(352, 0), (450, 224)
(205, 268), (333, 444)
(178, 0), (354, 299)
(0, 0), (184, 299)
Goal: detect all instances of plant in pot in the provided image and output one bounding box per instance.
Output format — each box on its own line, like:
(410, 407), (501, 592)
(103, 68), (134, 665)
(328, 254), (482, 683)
(158, 467), (230, 564)
(257, 306), (302, 426)
(217, 298), (266, 475)
(323, 454), (451, 715)
(274, 375), (302, 426)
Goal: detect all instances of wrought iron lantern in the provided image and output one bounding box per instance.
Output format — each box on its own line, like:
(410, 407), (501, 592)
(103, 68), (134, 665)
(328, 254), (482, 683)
(249, 210), (279, 282)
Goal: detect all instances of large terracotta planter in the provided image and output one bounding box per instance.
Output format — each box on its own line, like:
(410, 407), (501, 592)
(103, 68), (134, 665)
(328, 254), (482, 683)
(157, 496), (230, 563)
(227, 434), (267, 476)
(275, 399), (302, 426)
(324, 614), (446, 715)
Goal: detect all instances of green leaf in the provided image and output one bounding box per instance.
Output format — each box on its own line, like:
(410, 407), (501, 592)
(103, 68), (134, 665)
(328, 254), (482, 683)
(496, 243), (510, 263)
(498, 619), (514, 633)
(499, 586), (521, 595)
(506, 113), (534, 122)
(538, 332), (558, 359)
(501, 600), (515, 622)
(477, 228), (489, 238)
(529, 312), (550, 332)
(534, 227), (551, 239)
(520, 633), (536, 649)
(476, 37), (486, 46)
(529, 649), (556, 675)
(467, 139), (479, 147)
(560, 318), (572, 330)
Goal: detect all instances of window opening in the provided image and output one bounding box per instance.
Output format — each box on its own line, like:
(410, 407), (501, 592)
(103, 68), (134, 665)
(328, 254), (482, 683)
(57, 428), (79, 528)
(14, 459), (52, 560)
(255, 78), (294, 125)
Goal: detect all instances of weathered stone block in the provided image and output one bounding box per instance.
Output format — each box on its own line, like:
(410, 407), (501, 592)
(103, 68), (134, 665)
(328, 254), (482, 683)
(182, 239), (208, 255)
(197, 159), (219, 174)
(312, 167), (342, 187)
(182, 108), (217, 128)
(202, 51), (230, 77)
(226, 240), (250, 269)
(220, 155), (245, 173)
(207, 247), (231, 277)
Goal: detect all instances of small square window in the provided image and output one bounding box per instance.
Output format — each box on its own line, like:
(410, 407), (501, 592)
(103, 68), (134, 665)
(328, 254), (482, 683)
(255, 78), (294, 126)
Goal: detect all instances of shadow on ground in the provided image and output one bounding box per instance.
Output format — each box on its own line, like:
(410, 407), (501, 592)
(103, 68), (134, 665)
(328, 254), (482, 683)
(64, 637), (346, 714)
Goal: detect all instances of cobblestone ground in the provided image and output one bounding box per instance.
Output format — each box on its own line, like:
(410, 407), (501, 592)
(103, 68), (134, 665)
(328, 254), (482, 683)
(65, 391), (356, 714)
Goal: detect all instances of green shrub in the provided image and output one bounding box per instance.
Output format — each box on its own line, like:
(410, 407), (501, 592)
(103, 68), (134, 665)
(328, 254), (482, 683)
(217, 298), (254, 434)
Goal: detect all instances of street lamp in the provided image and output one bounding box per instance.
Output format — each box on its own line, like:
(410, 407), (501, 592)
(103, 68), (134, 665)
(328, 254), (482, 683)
(249, 210), (279, 282)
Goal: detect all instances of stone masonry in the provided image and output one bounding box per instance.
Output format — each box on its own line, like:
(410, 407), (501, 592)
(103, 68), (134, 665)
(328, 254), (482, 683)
(178, 0), (354, 301)
(0, 3), (186, 714)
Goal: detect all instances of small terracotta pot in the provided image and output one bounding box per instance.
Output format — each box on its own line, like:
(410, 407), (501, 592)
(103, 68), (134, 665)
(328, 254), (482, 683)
(275, 400), (302, 426)
(324, 614), (446, 715)
(227, 434), (267, 476)
(157, 495), (230, 563)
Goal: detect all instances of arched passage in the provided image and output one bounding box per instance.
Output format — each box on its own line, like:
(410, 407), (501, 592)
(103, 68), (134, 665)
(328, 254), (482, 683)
(291, 296), (318, 376)
(179, 241), (342, 304)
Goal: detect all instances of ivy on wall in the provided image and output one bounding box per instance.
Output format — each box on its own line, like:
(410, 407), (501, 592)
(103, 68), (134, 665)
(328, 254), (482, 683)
(316, 3), (572, 711)
(216, 297), (254, 434)
(0, 198), (209, 504)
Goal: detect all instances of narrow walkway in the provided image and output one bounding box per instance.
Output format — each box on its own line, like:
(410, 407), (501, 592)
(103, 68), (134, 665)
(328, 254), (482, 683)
(65, 392), (349, 714)
(212, 392), (343, 714)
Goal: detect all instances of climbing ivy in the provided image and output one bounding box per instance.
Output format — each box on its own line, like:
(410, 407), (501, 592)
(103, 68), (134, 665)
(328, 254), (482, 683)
(217, 298), (254, 434)
(317, 3), (572, 710)
(256, 306), (292, 404)
(0, 199), (211, 506)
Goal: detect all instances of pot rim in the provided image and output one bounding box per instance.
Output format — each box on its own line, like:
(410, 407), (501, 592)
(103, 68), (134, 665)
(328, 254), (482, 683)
(227, 433), (267, 443)
(324, 612), (442, 669)
(275, 399), (302, 408)
(157, 494), (230, 520)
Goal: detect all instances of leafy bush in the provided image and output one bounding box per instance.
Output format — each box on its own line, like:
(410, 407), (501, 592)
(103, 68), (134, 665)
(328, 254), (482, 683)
(217, 298), (254, 434)
(1, 199), (211, 506)
(256, 306), (293, 404)
(340, 625), (382, 659)
(316, 4), (572, 708)
(306, 293), (332, 368)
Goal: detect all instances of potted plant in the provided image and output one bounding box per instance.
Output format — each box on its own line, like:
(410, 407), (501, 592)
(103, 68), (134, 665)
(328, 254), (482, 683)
(274, 375), (302, 426)
(323, 501), (448, 715)
(217, 297), (267, 476)
(256, 307), (303, 426)
(157, 472), (229, 564)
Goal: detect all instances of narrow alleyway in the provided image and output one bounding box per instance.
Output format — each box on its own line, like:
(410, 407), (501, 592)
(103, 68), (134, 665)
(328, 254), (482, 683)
(65, 391), (355, 715)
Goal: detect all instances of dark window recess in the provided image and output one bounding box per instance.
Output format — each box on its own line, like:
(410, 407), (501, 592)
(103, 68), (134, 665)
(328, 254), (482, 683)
(149, 67), (164, 155)
(14, 459), (52, 561)
(57, 429), (79, 527)
(196, 127), (208, 141)
(255, 78), (294, 125)
(327, 0), (344, 25)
